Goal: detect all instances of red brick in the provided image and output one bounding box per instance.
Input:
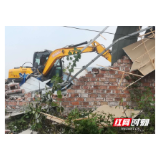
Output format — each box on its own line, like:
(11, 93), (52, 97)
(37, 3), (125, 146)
(76, 82), (85, 85)
(96, 74), (104, 78)
(85, 90), (93, 93)
(62, 102), (69, 106)
(99, 94), (106, 98)
(93, 102), (99, 105)
(65, 97), (75, 101)
(79, 77), (88, 82)
(109, 86), (117, 89)
(123, 56), (129, 60)
(86, 74), (93, 77)
(77, 90), (85, 93)
(105, 98), (114, 101)
(117, 59), (123, 63)
(81, 102), (89, 105)
(117, 71), (123, 74)
(109, 70), (115, 74)
(124, 67), (130, 72)
(106, 90), (111, 93)
(96, 98), (104, 101)
(99, 70), (107, 74)
(70, 93), (79, 97)
(19, 101), (26, 106)
(8, 101), (17, 106)
(123, 59), (131, 63)
(115, 90), (121, 94)
(90, 78), (98, 81)
(99, 78), (106, 81)
(115, 98), (122, 101)
(72, 86), (81, 89)
(99, 86), (107, 90)
(86, 82), (94, 85)
(92, 68), (99, 73)
(122, 90), (130, 94)
(107, 94), (116, 98)
(81, 86), (89, 89)
(71, 102), (79, 105)
(95, 82), (104, 85)
(113, 67), (120, 70)
(119, 94), (127, 98)
(66, 105), (74, 108)
(113, 62), (118, 67)
(81, 94), (88, 97)
(92, 86), (99, 89)
(76, 98), (84, 101)
(55, 98), (62, 102)
(96, 90), (106, 93)
(108, 78), (116, 82)
(90, 94), (97, 98)
(86, 98), (96, 101)
(67, 89), (75, 93)
(122, 102), (127, 106)
(112, 82), (118, 86)
(113, 74), (123, 78)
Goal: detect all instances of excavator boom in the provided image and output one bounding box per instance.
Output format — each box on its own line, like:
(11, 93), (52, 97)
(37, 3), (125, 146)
(43, 41), (111, 76)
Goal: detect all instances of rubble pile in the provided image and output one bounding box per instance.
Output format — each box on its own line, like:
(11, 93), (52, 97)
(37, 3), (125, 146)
(5, 82), (66, 113)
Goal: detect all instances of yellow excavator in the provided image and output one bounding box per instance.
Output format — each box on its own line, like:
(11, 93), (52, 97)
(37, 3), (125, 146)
(7, 41), (111, 84)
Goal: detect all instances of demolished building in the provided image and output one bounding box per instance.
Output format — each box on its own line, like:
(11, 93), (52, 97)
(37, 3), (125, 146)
(5, 26), (155, 120)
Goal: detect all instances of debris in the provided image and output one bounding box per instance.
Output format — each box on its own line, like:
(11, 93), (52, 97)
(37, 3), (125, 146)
(20, 77), (51, 93)
(123, 35), (155, 76)
(92, 105), (142, 119)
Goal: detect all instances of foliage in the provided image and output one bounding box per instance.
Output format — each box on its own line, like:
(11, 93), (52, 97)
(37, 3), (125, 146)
(125, 75), (155, 133)
(66, 48), (81, 73)
(7, 114), (29, 133)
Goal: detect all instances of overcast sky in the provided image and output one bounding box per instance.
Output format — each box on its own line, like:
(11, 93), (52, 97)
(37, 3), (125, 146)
(5, 26), (118, 78)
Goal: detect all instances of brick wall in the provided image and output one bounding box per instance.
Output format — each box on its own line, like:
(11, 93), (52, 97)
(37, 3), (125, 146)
(5, 56), (155, 114)
(60, 56), (155, 113)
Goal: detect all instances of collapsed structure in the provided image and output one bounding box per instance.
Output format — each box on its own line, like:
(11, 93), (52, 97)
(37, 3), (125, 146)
(5, 26), (155, 118)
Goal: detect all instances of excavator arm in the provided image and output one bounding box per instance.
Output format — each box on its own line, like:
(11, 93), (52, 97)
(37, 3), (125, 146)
(43, 41), (111, 76)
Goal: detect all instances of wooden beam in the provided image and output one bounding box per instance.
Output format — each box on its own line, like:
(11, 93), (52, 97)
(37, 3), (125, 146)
(100, 34), (107, 40)
(118, 72), (125, 88)
(122, 76), (144, 91)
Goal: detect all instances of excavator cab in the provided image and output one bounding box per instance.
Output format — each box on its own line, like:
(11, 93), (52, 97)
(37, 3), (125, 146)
(33, 50), (63, 80)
